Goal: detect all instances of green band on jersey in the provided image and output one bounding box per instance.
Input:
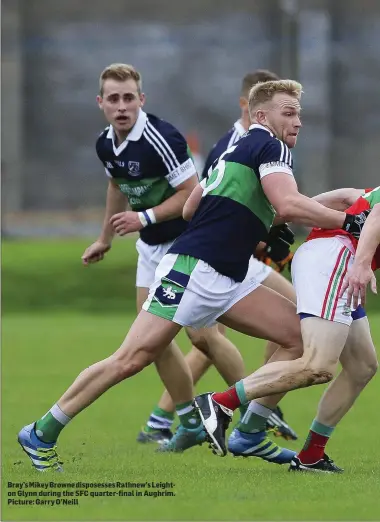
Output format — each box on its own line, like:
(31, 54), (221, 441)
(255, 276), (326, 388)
(114, 177), (175, 211)
(205, 161), (275, 231)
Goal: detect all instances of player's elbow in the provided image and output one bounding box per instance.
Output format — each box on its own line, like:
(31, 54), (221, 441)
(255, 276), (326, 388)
(274, 195), (298, 221)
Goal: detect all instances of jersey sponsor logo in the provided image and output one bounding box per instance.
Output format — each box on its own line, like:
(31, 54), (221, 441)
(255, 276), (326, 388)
(128, 161), (140, 176)
(115, 160), (125, 168)
(106, 161), (114, 169)
(166, 158), (196, 187)
(118, 183), (152, 197)
(259, 161), (293, 178)
(262, 161), (290, 169)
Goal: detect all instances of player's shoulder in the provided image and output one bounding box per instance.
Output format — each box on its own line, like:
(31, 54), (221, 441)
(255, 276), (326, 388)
(96, 126), (112, 155)
(145, 113), (184, 140)
(247, 125), (292, 162)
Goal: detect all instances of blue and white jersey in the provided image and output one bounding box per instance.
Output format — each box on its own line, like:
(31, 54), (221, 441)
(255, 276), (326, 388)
(170, 124), (294, 282)
(201, 120), (246, 180)
(96, 110), (197, 245)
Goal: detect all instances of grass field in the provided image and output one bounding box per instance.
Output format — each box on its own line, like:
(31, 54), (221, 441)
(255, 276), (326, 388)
(2, 239), (380, 521)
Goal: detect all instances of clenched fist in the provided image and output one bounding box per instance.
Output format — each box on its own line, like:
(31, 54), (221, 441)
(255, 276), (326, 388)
(81, 240), (111, 265)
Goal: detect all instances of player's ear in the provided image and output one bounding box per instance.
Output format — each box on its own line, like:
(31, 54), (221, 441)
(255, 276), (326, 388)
(139, 92), (146, 107)
(96, 95), (103, 110)
(239, 97), (248, 111)
(256, 109), (267, 126)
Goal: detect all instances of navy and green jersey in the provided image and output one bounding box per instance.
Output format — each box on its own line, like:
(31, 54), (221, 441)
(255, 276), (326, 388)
(96, 110), (197, 245)
(201, 120), (246, 180)
(169, 124), (294, 282)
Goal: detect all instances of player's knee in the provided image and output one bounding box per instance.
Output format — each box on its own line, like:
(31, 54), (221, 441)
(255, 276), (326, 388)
(110, 349), (153, 381)
(186, 329), (213, 356)
(351, 357), (378, 386)
(300, 358), (335, 386)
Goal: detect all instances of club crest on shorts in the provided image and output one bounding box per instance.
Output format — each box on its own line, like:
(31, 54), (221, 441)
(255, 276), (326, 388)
(128, 161), (141, 176)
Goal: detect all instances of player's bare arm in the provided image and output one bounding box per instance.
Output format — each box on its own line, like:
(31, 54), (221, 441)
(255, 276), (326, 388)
(312, 188), (365, 211)
(341, 202), (380, 308)
(82, 179), (127, 265)
(183, 181), (205, 221)
(262, 173), (362, 231)
(110, 174), (198, 236)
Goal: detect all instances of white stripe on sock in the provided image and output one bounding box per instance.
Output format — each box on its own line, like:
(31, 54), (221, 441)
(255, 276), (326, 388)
(247, 401), (273, 419)
(50, 404), (71, 426)
(176, 404), (194, 416)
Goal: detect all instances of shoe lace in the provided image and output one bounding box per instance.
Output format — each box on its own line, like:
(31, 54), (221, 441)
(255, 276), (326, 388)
(39, 445), (63, 467)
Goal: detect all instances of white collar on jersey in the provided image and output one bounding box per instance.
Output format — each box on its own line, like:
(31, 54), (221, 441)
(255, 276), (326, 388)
(106, 110), (148, 156)
(248, 123), (274, 136)
(233, 120), (247, 137)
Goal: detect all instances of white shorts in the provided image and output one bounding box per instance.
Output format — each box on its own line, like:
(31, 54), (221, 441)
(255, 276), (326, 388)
(143, 253), (261, 329)
(247, 257), (273, 284)
(135, 238), (174, 288)
(291, 237), (361, 326)
(135, 238), (270, 287)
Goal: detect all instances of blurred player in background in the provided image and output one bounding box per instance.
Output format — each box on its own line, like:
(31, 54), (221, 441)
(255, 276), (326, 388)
(288, 187), (379, 472)
(140, 70), (299, 453)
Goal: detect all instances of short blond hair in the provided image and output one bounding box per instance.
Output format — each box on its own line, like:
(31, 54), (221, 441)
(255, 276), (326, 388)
(99, 63), (142, 96)
(248, 79), (302, 116)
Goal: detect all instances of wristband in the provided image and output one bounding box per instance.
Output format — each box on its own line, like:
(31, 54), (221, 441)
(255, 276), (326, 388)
(138, 209), (157, 228)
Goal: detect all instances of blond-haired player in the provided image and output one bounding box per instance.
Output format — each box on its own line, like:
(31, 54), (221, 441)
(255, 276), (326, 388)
(18, 79), (369, 469)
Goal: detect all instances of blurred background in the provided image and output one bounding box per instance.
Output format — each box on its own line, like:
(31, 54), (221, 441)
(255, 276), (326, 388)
(3, 5), (380, 515)
(2, 0), (380, 236)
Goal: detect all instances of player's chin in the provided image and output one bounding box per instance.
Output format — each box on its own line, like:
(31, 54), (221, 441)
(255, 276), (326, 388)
(114, 118), (133, 131)
(285, 135), (298, 148)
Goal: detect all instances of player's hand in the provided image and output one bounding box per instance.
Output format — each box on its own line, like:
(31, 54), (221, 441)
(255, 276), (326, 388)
(81, 240), (111, 265)
(342, 210), (371, 239)
(259, 224), (295, 273)
(109, 211), (143, 236)
(340, 264), (377, 309)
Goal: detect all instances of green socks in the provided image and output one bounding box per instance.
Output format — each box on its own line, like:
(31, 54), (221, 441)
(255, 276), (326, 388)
(35, 404), (71, 443)
(236, 401), (272, 434)
(144, 406), (175, 433)
(176, 401), (201, 429)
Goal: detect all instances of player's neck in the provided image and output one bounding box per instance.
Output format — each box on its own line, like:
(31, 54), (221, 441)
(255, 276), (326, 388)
(114, 129), (131, 147)
(239, 116), (250, 132)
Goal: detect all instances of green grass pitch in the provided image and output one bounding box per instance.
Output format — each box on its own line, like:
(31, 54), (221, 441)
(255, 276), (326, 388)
(2, 238), (380, 521)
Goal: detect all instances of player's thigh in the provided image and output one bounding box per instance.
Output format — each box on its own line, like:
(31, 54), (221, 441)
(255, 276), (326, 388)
(339, 317), (378, 381)
(262, 270), (296, 304)
(220, 284), (301, 349)
(300, 317), (349, 372)
(292, 238), (354, 324)
(113, 310), (182, 367)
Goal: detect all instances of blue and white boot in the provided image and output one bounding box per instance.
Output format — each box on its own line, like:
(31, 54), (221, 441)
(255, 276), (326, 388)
(18, 423), (63, 471)
(228, 428), (296, 464)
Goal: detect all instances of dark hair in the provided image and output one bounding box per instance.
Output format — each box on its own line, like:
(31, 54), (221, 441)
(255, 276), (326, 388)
(241, 70), (280, 97)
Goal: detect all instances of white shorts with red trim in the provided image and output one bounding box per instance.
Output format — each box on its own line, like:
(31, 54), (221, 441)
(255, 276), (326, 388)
(291, 237), (356, 326)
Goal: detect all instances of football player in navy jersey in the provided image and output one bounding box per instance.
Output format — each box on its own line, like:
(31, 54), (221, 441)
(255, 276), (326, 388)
(82, 64), (252, 450)
(196, 69), (300, 442)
